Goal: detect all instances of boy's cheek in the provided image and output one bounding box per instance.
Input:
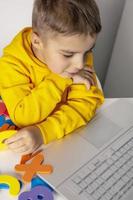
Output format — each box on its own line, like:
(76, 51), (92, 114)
(48, 61), (68, 74)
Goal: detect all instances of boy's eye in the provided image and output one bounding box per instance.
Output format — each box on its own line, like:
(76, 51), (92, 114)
(63, 54), (73, 58)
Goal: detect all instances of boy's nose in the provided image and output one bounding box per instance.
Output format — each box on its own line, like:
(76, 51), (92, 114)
(72, 57), (84, 71)
(76, 65), (83, 70)
(75, 64), (83, 70)
(76, 58), (84, 70)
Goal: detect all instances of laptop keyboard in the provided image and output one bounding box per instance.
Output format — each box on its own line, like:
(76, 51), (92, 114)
(67, 130), (133, 200)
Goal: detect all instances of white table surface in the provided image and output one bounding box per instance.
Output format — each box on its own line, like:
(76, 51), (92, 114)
(0, 98), (132, 200)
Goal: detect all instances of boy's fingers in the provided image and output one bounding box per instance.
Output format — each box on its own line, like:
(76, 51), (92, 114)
(84, 75), (95, 86)
(4, 133), (21, 144)
(84, 75), (95, 84)
(84, 66), (95, 73)
(14, 145), (35, 154)
(9, 141), (36, 153)
(83, 71), (94, 79)
(7, 139), (24, 149)
(12, 146), (29, 153)
(83, 79), (91, 90)
(83, 69), (95, 74)
(83, 72), (94, 81)
(86, 83), (91, 90)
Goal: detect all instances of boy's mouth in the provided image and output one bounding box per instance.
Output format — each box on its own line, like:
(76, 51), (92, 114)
(66, 70), (79, 74)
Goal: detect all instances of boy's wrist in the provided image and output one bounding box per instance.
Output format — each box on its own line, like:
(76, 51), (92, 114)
(36, 124), (56, 145)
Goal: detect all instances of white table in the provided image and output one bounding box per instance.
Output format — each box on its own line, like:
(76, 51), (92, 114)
(0, 98), (132, 200)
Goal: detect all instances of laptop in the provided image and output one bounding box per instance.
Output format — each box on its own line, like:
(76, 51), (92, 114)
(39, 99), (133, 200)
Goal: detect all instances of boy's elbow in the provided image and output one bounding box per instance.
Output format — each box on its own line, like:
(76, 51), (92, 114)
(13, 101), (40, 127)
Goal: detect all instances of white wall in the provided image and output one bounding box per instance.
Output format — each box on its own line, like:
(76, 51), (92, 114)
(94, 0), (125, 84)
(104, 0), (133, 97)
(0, 0), (33, 56)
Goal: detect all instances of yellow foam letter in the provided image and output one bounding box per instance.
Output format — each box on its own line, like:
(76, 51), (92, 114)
(0, 130), (17, 150)
(0, 175), (20, 196)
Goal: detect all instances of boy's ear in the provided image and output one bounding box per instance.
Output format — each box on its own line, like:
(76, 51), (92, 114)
(31, 31), (43, 50)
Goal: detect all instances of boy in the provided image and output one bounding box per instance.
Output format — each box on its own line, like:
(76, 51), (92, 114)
(0, 0), (104, 154)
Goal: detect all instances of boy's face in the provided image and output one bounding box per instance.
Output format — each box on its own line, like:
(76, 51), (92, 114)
(34, 32), (97, 75)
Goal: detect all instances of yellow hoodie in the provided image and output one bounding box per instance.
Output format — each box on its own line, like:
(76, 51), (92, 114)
(0, 27), (104, 144)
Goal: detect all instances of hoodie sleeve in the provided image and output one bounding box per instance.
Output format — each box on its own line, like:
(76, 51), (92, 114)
(36, 84), (104, 144)
(0, 58), (72, 127)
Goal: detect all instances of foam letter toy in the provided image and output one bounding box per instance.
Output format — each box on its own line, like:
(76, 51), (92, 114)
(0, 175), (20, 196)
(31, 176), (53, 191)
(18, 185), (53, 200)
(0, 101), (9, 117)
(15, 153), (53, 183)
(0, 130), (17, 150)
(0, 183), (9, 189)
(20, 150), (42, 164)
(0, 180), (22, 190)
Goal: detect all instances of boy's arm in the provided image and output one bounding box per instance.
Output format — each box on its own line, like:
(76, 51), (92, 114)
(36, 52), (104, 144)
(0, 60), (72, 127)
(36, 85), (104, 144)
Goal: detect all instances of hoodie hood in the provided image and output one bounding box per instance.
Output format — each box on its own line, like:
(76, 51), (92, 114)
(2, 27), (49, 70)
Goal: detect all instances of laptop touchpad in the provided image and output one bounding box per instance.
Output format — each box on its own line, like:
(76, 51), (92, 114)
(79, 114), (122, 149)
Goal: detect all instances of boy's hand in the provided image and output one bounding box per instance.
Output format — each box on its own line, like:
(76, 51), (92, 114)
(77, 66), (96, 86)
(61, 66), (96, 90)
(4, 126), (43, 154)
(71, 74), (91, 90)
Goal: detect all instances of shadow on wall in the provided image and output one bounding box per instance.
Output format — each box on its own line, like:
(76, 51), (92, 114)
(93, 0), (125, 86)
